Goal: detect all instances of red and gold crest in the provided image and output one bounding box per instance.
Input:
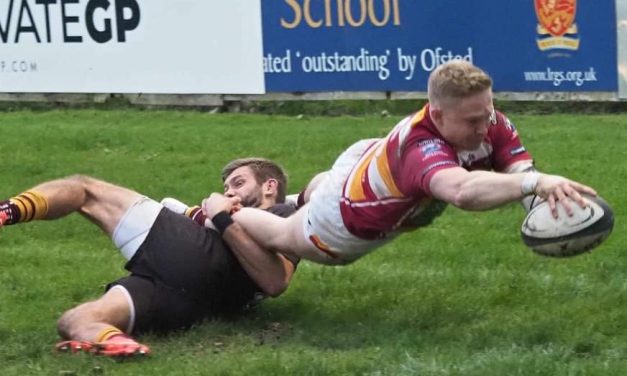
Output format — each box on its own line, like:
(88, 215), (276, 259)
(535, 0), (577, 37)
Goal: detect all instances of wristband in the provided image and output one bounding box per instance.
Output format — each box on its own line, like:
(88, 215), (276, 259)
(521, 172), (539, 196)
(212, 211), (234, 234)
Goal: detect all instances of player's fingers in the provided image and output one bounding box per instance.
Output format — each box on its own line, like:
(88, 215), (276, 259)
(547, 194), (558, 218)
(554, 186), (576, 216)
(572, 181), (597, 197)
(564, 186), (587, 209)
(560, 198), (574, 217)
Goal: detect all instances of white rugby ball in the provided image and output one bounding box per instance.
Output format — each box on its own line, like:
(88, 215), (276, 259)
(521, 195), (614, 257)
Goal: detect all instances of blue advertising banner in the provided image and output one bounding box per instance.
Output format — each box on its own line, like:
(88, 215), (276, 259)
(262, 0), (617, 92)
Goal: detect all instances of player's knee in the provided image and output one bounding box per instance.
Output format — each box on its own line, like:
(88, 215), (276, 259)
(64, 174), (101, 199)
(65, 174), (89, 183)
(66, 174), (98, 189)
(69, 175), (121, 209)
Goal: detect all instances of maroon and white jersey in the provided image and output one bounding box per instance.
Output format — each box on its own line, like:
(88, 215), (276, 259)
(339, 105), (532, 240)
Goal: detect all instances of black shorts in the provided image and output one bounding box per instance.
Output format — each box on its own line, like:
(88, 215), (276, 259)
(107, 275), (214, 334)
(107, 208), (258, 334)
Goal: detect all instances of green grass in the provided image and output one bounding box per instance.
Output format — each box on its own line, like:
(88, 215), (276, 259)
(0, 109), (625, 375)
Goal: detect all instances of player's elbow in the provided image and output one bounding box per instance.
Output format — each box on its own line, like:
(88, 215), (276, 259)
(452, 195), (473, 210)
(434, 178), (480, 210)
(261, 279), (289, 297)
(263, 270), (292, 297)
(451, 186), (480, 210)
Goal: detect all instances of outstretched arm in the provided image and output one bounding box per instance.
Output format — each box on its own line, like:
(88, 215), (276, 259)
(429, 166), (596, 217)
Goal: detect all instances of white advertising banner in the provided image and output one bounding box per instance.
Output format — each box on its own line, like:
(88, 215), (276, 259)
(619, 0), (627, 99)
(0, 0), (265, 94)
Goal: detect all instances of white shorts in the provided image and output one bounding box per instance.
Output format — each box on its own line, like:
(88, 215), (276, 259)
(304, 139), (389, 264)
(112, 197), (163, 260)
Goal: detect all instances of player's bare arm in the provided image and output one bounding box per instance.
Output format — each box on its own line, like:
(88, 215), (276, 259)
(203, 192), (294, 297)
(430, 167), (532, 210)
(222, 223), (295, 297)
(429, 166), (596, 216)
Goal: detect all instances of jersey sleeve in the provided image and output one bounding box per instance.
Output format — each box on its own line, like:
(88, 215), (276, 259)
(490, 114), (533, 172)
(401, 139), (460, 196)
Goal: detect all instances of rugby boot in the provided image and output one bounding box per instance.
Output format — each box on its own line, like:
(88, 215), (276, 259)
(91, 335), (151, 358)
(55, 340), (95, 353)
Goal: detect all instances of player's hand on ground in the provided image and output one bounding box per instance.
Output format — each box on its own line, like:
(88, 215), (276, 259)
(534, 174), (597, 218)
(201, 193), (241, 218)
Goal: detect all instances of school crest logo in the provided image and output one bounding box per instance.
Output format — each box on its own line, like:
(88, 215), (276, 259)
(534, 0), (580, 51)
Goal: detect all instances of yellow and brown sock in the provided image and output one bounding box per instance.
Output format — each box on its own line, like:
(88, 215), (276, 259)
(0, 191), (49, 225)
(96, 325), (130, 343)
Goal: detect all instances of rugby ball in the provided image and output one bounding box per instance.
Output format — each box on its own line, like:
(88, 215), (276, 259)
(521, 195), (614, 257)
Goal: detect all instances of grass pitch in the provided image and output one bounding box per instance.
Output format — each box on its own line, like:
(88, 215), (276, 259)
(0, 109), (625, 375)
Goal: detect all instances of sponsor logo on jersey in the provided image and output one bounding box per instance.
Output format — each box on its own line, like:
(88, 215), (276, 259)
(419, 142), (449, 161)
(421, 160), (459, 177)
(420, 142), (442, 155)
(418, 138), (446, 146)
(534, 0), (580, 51)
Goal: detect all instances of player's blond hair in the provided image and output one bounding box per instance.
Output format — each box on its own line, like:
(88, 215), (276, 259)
(427, 60), (492, 108)
(221, 158), (288, 203)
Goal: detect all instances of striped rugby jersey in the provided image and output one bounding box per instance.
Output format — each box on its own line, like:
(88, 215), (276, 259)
(339, 104), (532, 240)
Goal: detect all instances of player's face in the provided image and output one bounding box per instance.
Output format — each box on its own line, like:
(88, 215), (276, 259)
(437, 89), (494, 151)
(223, 166), (264, 208)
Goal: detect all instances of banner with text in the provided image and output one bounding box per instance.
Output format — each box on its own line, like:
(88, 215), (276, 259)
(262, 0), (617, 92)
(0, 0), (265, 94)
(618, 0), (627, 98)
